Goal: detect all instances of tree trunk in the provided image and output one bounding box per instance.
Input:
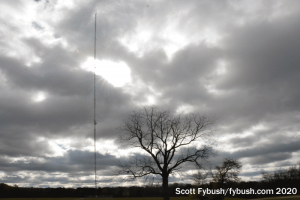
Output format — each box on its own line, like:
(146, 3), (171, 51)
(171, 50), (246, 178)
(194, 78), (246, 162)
(162, 173), (169, 200)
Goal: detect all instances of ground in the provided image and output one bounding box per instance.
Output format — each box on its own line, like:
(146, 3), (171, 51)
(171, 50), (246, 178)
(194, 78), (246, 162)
(1, 195), (299, 200)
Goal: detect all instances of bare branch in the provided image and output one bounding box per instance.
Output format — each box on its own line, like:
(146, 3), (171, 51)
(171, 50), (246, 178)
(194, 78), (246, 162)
(116, 106), (216, 200)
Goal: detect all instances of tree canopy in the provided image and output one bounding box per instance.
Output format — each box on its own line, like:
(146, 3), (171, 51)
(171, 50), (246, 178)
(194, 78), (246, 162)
(117, 107), (215, 200)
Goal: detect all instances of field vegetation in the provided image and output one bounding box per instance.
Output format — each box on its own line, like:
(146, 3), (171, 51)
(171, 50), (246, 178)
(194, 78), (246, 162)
(1, 196), (300, 200)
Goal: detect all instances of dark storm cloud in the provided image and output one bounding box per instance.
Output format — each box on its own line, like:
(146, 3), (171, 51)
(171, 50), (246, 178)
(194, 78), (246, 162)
(0, 40), (89, 96)
(0, 34), (135, 157)
(0, 150), (118, 173)
(226, 141), (300, 160)
(220, 20), (300, 100)
(240, 171), (262, 178)
(248, 152), (293, 165)
(1, 172), (117, 187)
(133, 10), (300, 133)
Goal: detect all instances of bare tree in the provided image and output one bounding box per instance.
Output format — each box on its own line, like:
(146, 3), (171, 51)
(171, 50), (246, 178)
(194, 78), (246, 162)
(191, 169), (209, 186)
(117, 107), (215, 200)
(211, 158), (242, 199)
(261, 162), (300, 183)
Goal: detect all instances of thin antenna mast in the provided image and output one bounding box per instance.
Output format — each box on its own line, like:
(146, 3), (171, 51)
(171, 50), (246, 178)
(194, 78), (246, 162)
(93, 13), (97, 197)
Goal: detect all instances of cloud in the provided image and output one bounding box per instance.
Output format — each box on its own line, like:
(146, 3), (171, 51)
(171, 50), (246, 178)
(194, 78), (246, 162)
(1, 0), (300, 187)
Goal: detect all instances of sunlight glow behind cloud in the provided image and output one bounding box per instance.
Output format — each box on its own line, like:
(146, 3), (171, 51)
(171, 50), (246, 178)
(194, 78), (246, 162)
(81, 57), (131, 87)
(31, 91), (47, 102)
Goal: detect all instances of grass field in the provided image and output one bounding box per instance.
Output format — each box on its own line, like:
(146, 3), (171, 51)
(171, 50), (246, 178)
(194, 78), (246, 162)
(255, 198), (300, 200)
(248, 196), (300, 200)
(0, 198), (190, 200)
(1, 196), (299, 200)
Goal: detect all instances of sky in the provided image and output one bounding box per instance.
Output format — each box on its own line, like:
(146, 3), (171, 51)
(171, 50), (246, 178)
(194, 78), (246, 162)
(1, 0), (300, 188)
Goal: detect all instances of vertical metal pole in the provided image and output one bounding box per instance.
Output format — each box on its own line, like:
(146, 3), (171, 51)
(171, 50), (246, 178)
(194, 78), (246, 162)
(94, 13), (97, 197)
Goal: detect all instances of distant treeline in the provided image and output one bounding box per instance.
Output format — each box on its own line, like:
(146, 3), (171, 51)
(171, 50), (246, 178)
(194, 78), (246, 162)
(1, 164), (299, 198)
(0, 181), (299, 198)
(0, 183), (177, 198)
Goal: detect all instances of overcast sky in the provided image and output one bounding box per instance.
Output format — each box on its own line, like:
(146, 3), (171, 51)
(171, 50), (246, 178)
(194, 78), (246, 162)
(1, 0), (300, 188)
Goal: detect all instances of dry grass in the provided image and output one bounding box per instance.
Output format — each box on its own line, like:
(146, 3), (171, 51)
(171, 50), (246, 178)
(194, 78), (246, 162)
(249, 196), (300, 200)
(1, 196), (299, 200)
(0, 198), (189, 200)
